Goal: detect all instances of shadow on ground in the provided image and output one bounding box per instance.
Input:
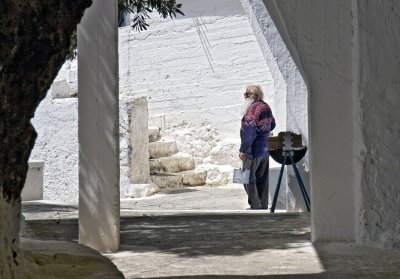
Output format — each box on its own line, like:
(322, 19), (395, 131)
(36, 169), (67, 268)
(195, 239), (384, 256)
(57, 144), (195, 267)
(161, 188), (199, 195)
(22, 211), (400, 278)
(119, 214), (310, 257)
(23, 213), (310, 257)
(22, 202), (78, 214)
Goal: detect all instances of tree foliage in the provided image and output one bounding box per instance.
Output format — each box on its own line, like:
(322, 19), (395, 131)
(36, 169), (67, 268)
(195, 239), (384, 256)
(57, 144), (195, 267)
(66, 0), (184, 60)
(119, 0), (184, 31)
(66, 28), (78, 61)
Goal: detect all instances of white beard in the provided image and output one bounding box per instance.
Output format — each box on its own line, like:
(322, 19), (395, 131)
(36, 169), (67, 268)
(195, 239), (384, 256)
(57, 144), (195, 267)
(241, 98), (255, 115)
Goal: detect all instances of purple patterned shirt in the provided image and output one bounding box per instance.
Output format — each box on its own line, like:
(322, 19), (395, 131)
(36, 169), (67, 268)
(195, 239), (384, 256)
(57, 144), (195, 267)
(240, 100), (276, 159)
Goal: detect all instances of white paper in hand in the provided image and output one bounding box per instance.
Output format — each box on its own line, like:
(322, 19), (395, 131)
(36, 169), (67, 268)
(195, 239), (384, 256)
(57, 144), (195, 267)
(233, 169), (250, 184)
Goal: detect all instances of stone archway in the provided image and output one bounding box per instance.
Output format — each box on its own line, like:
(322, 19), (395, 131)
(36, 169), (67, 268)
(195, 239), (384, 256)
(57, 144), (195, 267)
(74, 0), (311, 253)
(72, 0), (400, 253)
(245, 0), (358, 242)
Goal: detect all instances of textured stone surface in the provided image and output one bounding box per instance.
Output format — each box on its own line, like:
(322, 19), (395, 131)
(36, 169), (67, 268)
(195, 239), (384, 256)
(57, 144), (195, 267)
(126, 97), (150, 184)
(30, 95), (79, 202)
(150, 153), (196, 174)
(151, 169), (207, 189)
(357, 1), (400, 248)
(149, 139), (179, 159)
(148, 126), (161, 142)
(21, 195), (400, 278)
(197, 163), (234, 185)
(151, 173), (183, 189)
(180, 169), (207, 186)
(0, 197), (23, 278)
(128, 183), (159, 198)
(51, 79), (69, 99)
(0, 0), (92, 276)
(210, 138), (241, 167)
(21, 239), (124, 279)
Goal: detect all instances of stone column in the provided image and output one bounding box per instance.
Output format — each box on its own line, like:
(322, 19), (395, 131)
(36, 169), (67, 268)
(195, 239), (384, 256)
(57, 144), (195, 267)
(78, 0), (120, 252)
(126, 97), (151, 184)
(265, 0), (356, 242)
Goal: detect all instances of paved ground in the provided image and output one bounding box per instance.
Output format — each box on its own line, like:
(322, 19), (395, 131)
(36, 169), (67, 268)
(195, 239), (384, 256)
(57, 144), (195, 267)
(22, 184), (400, 278)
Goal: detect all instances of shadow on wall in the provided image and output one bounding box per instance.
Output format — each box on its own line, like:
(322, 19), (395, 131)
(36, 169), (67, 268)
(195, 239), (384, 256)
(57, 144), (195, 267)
(193, 16), (215, 74)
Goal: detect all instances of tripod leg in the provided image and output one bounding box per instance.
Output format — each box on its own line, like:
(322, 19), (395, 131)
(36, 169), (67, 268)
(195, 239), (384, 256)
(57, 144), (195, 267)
(293, 161), (310, 205)
(289, 155), (311, 211)
(271, 154), (287, 213)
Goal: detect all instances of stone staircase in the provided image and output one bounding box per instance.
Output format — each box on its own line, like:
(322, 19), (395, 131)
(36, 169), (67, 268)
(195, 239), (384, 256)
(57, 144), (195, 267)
(148, 127), (207, 190)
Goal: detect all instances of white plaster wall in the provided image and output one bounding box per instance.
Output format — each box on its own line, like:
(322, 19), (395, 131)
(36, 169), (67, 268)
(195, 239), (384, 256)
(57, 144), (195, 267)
(118, 0), (278, 139)
(242, 0), (309, 212)
(357, 0), (400, 249)
(242, 0), (308, 149)
(266, 0), (356, 241)
(119, 0), (292, 186)
(30, 93), (79, 203)
(21, 161), (44, 201)
(30, 59), (80, 203)
(266, 0), (400, 248)
(31, 91), (136, 203)
(55, 60), (78, 94)
(30, 0), (305, 203)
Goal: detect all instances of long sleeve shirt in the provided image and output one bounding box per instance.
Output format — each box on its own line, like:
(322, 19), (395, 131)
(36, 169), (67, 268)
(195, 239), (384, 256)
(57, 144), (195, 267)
(240, 100), (276, 159)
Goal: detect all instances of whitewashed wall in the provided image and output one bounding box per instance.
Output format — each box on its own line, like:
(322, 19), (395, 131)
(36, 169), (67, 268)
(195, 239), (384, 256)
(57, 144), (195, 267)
(242, 0), (309, 212)
(266, 0), (356, 242)
(29, 0), (297, 203)
(119, 0), (279, 138)
(30, 88), (133, 203)
(30, 93), (79, 202)
(356, 0), (400, 249)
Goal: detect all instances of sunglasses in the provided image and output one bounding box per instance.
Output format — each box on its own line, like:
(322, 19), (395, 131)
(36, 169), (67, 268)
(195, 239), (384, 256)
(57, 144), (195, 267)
(244, 92), (253, 98)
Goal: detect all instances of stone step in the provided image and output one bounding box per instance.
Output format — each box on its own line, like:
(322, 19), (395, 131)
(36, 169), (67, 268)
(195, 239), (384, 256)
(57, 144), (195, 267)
(151, 173), (183, 189)
(149, 153), (195, 174)
(149, 139), (179, 159)
(179, 169), (207, 186)
(151, 169), (207, 189)
(148, 126), (161, 142)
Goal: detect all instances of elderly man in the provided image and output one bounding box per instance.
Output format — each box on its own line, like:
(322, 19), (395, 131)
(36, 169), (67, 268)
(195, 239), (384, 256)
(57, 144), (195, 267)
(239, 85), (276, 210)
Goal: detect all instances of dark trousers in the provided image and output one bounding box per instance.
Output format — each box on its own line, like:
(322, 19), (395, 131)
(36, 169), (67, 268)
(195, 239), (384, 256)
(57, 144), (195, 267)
(243, 156), (269, 209)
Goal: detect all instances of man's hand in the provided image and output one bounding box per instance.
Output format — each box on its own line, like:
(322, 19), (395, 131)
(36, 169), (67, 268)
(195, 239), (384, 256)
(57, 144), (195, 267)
(239, 152), (246, 161)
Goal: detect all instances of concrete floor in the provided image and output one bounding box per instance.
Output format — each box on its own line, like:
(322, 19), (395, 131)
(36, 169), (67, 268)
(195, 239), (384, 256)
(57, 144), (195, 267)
(22, 185), (400, 278)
